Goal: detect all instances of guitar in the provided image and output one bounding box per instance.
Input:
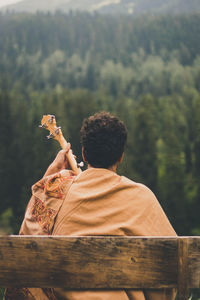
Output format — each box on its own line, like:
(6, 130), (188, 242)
(40, 115), (82, 175)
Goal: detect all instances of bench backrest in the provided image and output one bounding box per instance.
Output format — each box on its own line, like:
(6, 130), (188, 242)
(0, 236), (200, 300)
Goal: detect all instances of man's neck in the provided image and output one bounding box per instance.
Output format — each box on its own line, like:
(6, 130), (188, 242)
(87, 164), (118, 173)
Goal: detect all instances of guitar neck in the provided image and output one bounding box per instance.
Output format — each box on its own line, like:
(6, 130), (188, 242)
(59, 135), (82, 175)
(40, 115), (82, 176)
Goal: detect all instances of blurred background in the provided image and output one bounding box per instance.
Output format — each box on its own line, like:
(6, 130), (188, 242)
(0, 0), (200, 238)
(1, 0), (200, 298)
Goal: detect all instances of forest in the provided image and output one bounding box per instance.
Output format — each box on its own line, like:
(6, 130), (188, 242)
(0, 12), (200, 240)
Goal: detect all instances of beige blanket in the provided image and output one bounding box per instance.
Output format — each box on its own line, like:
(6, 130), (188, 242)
(5, 168), (176, 300)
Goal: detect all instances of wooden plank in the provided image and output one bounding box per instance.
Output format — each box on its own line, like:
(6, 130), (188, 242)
(177, 238), (190, 300)
(188, 237), (200, 288)
(0, 236), (178, 289)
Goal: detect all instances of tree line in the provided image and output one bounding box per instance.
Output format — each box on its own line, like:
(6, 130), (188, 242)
(0, 12), (200, 238)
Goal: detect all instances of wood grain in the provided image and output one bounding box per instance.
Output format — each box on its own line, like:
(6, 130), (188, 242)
(0, 236), (199, 293)
(178, 238), (189, 300)
(0, 236), (177, 288)
(188, 237), (200, 287)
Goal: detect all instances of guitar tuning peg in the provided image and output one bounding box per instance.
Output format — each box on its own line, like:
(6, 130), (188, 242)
(55, 126), (61, 135)
(78, 162), (84, 168)
(48, 115), (55, 124)
(47, 133), (55, 139)
(39, 124), (47, 129)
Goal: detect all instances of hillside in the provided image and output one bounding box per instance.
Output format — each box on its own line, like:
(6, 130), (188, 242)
(1, 0), (200, 15)
(0, 12), (200, 238)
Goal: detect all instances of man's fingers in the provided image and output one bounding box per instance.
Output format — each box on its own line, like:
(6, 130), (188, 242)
(57, 144), (71, 157)
(63, 143), (71, 154)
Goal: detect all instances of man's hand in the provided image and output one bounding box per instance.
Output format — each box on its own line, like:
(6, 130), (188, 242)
(43, 143), (71, 177)
(52, 143), (71, 171)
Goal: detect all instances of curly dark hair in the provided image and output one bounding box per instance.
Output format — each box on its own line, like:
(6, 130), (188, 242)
(80, 112), (127, 168)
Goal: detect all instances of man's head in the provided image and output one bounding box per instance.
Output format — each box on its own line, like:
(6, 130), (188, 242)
(80, 112), (127, 169)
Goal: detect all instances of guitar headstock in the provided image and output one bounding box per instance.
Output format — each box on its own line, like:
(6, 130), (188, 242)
(40, 115), (62, 143)
(40, 114), (83, 174)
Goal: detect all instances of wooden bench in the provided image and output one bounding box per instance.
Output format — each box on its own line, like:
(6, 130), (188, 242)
(0, 236), (200, 300)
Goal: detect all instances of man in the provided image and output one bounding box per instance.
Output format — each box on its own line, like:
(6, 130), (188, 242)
(5, 112), (176, 300)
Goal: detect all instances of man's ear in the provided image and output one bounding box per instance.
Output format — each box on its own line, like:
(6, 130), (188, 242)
(82, 147), (87, 162)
